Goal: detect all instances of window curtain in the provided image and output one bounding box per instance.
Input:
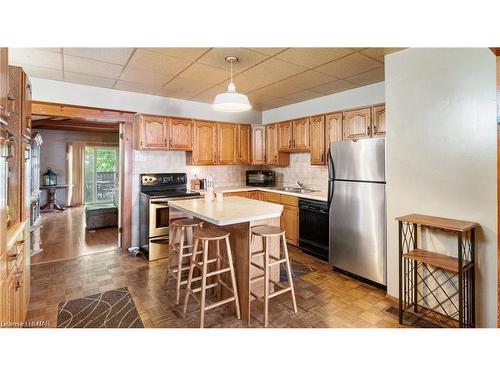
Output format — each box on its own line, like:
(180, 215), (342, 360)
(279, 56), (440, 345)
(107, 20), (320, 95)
(66, 142), (85, 206)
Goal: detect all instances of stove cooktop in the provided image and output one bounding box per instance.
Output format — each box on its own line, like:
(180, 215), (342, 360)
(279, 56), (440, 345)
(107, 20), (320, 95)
(141, 189), (200, 199)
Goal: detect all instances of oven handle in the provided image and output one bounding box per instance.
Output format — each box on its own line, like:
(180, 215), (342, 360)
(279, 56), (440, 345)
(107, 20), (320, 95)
(299, 206), (329, 215)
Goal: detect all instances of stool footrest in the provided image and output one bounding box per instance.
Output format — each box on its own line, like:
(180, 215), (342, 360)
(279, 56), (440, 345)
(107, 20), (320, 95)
(250, 274), (265, 283)
(218, 279), (234, 294)
(250, 262), (264, 271)
(206, 267), (231, 277)
(269, 287), (292, 299)
(251, 251), (265, 258)
(188, 282), (218, 295)
(204, 296), (236, 311)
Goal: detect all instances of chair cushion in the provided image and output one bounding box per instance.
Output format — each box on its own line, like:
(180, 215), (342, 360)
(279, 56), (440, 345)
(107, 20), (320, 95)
(85, 204), (118, 229)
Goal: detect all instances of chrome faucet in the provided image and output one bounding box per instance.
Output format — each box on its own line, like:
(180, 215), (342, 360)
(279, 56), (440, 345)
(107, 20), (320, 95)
(296, 180), (305, 188)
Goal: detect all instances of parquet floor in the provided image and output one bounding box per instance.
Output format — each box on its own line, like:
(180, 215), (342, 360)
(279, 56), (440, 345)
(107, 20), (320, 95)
(27, 246), (403, 328)
(32, 206), (118, 265)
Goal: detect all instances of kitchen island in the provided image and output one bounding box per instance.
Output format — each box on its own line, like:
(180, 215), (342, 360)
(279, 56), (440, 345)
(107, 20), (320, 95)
(168, 196), (284, 323)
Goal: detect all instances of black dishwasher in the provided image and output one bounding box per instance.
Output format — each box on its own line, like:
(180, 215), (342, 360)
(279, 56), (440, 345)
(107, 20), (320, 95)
(298, 198), (329, 261)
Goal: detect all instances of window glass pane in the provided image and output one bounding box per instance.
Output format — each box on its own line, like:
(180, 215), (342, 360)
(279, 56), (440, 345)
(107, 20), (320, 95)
(84, 147), (95, 203)
(95, 148), (117, 203)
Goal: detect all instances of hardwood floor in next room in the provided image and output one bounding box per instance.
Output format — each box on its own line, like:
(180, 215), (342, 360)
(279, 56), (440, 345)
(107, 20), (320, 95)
(27, 246), (402, 328)
(32, 206), (118, 264)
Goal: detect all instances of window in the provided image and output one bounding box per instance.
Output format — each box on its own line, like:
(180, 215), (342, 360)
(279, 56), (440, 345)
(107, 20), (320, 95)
(84, 146), (118, 204)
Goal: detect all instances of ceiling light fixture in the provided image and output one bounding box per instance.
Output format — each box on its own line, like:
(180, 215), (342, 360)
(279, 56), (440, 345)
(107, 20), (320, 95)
(213, 56), (251, 112)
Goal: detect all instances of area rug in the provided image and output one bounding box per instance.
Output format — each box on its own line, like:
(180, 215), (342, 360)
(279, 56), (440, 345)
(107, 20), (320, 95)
(280, 259), (315, 283)
(57, 287), (144, 328)
(384, 305), (440, 328)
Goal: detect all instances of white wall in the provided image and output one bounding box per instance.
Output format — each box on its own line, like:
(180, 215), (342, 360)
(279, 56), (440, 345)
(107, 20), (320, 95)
(262, 81), (385, 123)
(385, 48), (497, 327)
(37, 129), (119, 204)
(30, 78), (262, 125)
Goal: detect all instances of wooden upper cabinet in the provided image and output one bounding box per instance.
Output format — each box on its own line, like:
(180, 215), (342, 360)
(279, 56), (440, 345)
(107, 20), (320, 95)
(278, 121), (292, 151)
(251, 125), (266, 165)
(309, 115), (325, 165)
(192, 120), (217, 165)
(292, 117), (310, 150)
(217, 123), (238, 165)
(169, 117), (192, 150)
(238, 124), (251, 165)
(372, 104), (386, 137)
(266, 123), (278, 165)
(22, 76), (31, 139)
(326, 112), (343, 146)
(0, 48), (7, 125)
(343, 107), (371, 140)
(137, 115), (169, 150)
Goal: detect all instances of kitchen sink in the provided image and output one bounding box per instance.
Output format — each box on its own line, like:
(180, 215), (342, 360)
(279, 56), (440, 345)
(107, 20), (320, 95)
(273, 187), (319, 194)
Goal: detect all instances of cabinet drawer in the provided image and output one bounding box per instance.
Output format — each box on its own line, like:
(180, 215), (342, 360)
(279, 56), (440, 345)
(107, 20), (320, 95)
(264, 192), (281, 203)
(280, 194), (298, 207)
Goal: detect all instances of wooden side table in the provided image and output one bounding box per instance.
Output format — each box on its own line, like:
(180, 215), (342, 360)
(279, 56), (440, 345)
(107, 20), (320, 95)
(396, 213), (479, 328)
(40, 184), (73, 212)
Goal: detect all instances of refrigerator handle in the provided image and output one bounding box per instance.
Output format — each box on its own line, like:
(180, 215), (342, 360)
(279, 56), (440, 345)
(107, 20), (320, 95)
(327, 147), (334, 180)
(328, 180), (334, 206)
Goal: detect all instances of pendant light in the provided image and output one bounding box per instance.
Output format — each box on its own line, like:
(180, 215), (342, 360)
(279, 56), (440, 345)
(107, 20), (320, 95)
(213, 56), (252, 112)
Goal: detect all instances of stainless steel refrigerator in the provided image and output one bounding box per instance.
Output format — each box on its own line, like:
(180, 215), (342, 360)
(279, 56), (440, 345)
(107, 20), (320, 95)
(327, 138), (386, 287)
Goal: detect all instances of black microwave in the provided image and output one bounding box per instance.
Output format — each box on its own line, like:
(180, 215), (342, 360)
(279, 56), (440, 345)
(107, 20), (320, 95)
(246, 170), (276, 187)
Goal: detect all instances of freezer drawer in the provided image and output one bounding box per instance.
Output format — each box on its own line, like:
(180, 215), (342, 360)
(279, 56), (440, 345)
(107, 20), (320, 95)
(329, 180), (386, 285)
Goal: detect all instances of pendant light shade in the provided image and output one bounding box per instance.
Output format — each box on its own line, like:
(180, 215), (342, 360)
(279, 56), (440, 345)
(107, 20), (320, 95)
(213, 56), (251, 113)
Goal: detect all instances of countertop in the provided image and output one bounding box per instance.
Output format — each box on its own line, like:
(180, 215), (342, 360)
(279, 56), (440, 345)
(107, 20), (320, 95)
(168, 196), (283, 226)
(196, 186), (327, 202)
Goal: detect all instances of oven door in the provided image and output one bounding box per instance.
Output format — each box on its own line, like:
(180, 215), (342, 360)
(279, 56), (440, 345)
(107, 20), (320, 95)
(149, 200), (170, 238)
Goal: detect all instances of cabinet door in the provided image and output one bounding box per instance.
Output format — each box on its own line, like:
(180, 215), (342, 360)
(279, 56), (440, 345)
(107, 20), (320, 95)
(217, 123), (238, 165)
(343, 107), (371, 140)
(22, 75), (32, 139)
(266, 124), (278, 165)
(22, 234), (30, 311)
(372, 104), (386, 137)
(238, 124), (251, 165)
(309, 115), (325, 165)
(169, 117), (192, 150)
(251, 126), (266, 165)
(278, 121), (292, 151)
(292, 117), (310, 150)
(141, 116), (168, 150)
(257, 191), (266, 201)
(193, 121), (217, 165)
(282, 205), (298, 245)
(326, 112), (343, 147)
(0, 48), (7, 125)
(248, 191), (259, 200)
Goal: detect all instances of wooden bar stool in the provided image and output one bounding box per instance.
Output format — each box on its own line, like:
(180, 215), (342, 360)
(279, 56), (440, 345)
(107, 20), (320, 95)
(165, 218), (204, 304)
(183, 227), (241, 328)
(249, 225), (297, 327)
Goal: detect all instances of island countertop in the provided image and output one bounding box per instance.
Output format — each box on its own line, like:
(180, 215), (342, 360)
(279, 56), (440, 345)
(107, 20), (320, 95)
(168, 196), (283, 226)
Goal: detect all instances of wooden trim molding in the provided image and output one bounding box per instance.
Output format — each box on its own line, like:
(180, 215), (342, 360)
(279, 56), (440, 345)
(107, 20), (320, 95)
(31, 101), (134, 252)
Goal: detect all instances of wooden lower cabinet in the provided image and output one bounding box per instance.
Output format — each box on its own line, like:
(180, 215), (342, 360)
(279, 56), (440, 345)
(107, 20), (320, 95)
(225, 191), (250, 198)
(282, 205), (299, 246)
(248, 190), (259, 200)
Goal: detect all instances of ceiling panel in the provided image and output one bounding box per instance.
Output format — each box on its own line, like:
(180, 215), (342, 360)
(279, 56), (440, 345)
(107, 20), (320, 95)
(158, 77), (214, 99)
(310, 79), (360, 95)
(127, 49), (192, 76)
(275, 48), (357, 68)
(359, 48), (404, 63)
(64, 71), (116, 88)
(197, 48), (268, 73)
(250, 81), (303, 98)
(243, 58), (307, 82)
(119, 66), (174, 86)
(64, 55), (124, 78)
(63, 48), (134, 65)
(19, 64), (63, 80)
(246, 48), (287, 56)
(189, 85), (225, 103)
(314, 52), (382, 79)
(282, 90), (324, 102)
(346, 67), (385, 86)
(145, 48), (211, 60)
(9, 48), (62, 70)
(179, 62), (230, 84)
(229, 74), (274, 93)
(279, 70), (337, 90)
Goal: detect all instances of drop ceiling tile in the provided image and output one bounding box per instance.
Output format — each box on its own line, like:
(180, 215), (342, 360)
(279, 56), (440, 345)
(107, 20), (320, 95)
(189, 85), (225, 103)
(158, 77), (214, 98)
(9, 48), (62, 70)
(246, 48), (287, 56)
(113, 80), (163, 95)
(310, 79), (360, 95)
(21, 64), (63, 80)
(359, 48), (404, 63)
(243, 58), (307, 82)
(247, 93), (293, 108)
(145, 48), (211, 61)
(64, 71), (116, 88)
(179, 63), (230, 84)
(275, 48), (357, 68)
(228, 74), (273, 93)
(314, 52), (382, 79)
(64, 55), (124, 78)
(197, 48), (268, 73)
(128, 49), (192, 76)
(283, 90), (323, 102)
(280, 70), (337, 90)
(250, 81), (302, 98)
(346, 67), (385, 85)
(120, 66), (174, 86)
(63, 48), (134, 65)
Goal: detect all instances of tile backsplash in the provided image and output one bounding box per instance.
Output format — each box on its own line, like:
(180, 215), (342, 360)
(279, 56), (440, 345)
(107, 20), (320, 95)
(130, 150), (328, 246)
